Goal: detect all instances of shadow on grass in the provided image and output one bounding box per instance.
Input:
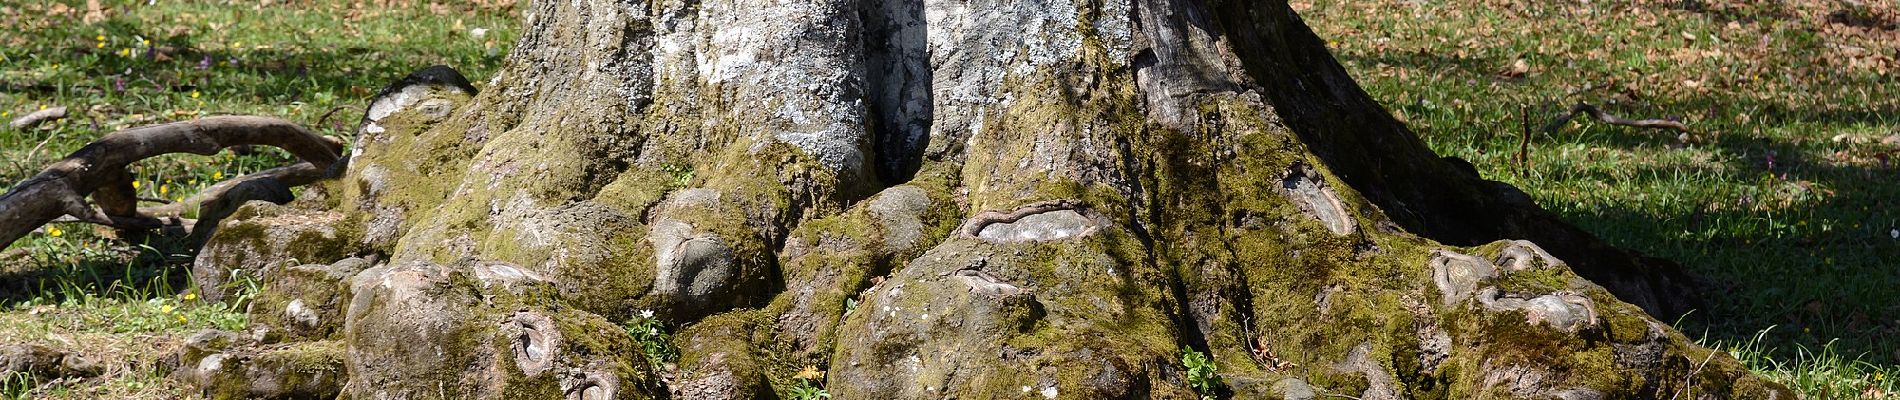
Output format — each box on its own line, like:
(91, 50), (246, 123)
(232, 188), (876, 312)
(1339, 25), (1900, 368)
(1523, 95), (1899, 366)
(0, 234), (196, 307)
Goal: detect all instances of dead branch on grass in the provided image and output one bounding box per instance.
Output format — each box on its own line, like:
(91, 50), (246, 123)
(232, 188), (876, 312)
(0, 116), (342, 248)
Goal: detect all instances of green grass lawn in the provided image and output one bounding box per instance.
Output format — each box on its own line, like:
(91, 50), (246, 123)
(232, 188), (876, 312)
(1301, 0), (1898, 397)
(2, 0), (1895, 397)
(0, 1), (515, 397)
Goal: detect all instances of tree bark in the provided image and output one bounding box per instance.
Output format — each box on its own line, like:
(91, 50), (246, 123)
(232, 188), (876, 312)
(173, 0), (1787, 399)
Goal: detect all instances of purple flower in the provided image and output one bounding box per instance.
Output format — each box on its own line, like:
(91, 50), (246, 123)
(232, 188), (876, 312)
(198, 55), (211, 70)
(114, 77), (125, 92)
(228, 57), (239, 68)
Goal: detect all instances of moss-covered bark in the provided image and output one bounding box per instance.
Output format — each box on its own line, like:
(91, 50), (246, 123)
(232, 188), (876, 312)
(178, 0), (1790, 398)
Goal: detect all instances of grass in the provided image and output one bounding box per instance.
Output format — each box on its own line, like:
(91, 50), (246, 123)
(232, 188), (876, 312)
(0, 0), (1892, 397)
(1301, 0), (1899, 396)
(0, 0), (517, 396)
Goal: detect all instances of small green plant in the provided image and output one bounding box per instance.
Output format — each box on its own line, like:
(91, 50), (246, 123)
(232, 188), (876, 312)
(785, 365), (830, 400)
(1182, 346), (1222, 400)
(788, 378), (830, 400)
(0, 371), (36, 400)
(662, 164), (695, 189)
(625, 310), (678, 371)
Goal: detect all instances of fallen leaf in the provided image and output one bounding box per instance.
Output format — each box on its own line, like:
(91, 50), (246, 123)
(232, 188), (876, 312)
(82, 0), (105, 23)
(1503, 59), (1530, 78)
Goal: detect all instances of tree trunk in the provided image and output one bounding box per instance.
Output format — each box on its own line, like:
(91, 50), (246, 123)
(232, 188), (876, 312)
(174, 0), (1788, 398)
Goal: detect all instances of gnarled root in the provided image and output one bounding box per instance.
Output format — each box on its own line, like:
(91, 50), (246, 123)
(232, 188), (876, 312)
(0, 116), (343, 248)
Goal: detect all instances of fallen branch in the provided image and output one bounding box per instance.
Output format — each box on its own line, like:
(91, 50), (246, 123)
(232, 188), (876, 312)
(9, 106), (68, 130)
(1542, 103), (1691, 135)
(0, 116), (342, 248)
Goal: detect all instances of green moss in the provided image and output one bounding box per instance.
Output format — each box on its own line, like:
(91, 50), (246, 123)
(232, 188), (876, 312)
(286, 212), (364, 263)
(262, 340), (346, 374)
(673, 311), (775, 399)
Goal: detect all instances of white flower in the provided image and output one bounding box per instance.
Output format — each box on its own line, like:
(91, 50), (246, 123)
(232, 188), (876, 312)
(640, 309), (655, 319)
(470, 28), (489, 39)
(1891, 229), (1898, 240)
(1021, 386), (1032, 393)
(1041, 386), (1058, 399)
(648, 327), (658, 335)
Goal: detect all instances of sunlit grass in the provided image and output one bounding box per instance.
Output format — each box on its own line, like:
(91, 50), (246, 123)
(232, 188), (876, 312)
(1305, 0), (1899, 395)
(0, 0), (518, 396)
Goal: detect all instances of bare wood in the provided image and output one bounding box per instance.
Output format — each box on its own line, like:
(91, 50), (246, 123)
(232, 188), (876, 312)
(0, 116), (342, 247)
(1542, 102), (1691, 135)
(9, 106), (68, 129)
(1515, 105), (1532, 170)
(142, 162), (327, 218)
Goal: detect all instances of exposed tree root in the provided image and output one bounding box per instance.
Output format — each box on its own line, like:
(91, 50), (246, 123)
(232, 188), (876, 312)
(0, 116), (342, 247)
(956, 199), (1087, 237)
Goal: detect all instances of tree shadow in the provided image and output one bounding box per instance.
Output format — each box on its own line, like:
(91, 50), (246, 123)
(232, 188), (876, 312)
(1504, 95), (1900, 366)
(0, 235), (196, 306)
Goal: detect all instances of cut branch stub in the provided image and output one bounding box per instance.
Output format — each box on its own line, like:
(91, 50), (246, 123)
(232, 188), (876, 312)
(1495, 239), (1565, 272)
(0, 116), (342, 247)
(1430, 249), (1498, 306)
(1280, 164), (1357, 236)
(564, 369), (620, 400)
(508, 311), (560, 378)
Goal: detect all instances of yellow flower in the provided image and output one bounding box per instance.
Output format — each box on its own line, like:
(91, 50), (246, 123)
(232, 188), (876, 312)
(191, 90), (200, 99)
(159, 185), (169, 196)
(118, 48), (130, 57)
(96, 41), (105, 49)
(183, 292), (198, 301)
(160, 304), (174, 313)
(795, 365), (825, 380)
(96, 34), (104, 41)
(213, 170), (223, 180)
(47, 226), (63, 237)
(175, 314), (187, 323)
(132, 180), (141, 190)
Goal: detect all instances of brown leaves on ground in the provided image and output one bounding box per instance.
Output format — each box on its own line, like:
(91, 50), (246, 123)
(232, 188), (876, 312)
(1312, 0), (1896, 103)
